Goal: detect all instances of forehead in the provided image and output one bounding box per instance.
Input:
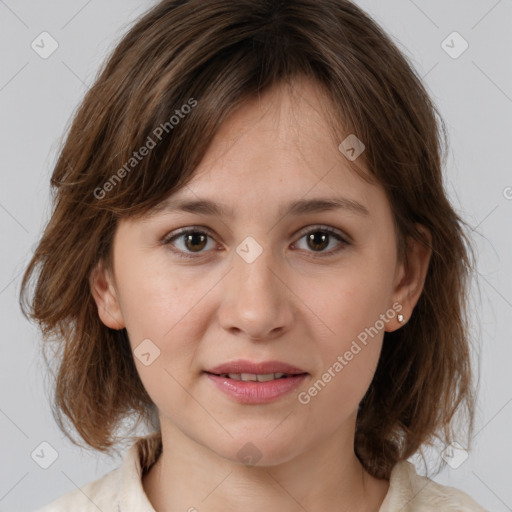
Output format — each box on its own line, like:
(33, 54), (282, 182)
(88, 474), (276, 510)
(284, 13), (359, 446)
(157, 77), (385, 218)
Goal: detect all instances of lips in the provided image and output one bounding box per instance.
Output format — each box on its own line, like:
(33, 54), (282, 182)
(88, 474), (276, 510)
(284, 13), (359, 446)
(205, 359), (308, 377)
(204, 359), (309, 404)
(218, 372), (291, 382)
(205, 371), (308, 405)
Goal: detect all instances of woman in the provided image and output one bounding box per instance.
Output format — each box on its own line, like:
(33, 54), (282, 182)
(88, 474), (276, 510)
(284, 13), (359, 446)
(21, 0), (488, 510)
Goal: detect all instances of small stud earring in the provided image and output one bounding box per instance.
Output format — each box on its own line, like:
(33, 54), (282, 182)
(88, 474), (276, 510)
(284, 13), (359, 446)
(397, 313), (405, 323)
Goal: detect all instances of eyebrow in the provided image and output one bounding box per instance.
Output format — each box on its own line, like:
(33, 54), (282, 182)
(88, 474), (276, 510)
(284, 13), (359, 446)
(152, 196), (370, 218)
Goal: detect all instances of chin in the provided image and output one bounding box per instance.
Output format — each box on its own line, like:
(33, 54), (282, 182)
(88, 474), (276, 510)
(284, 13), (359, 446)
(208, 431), (305, 468)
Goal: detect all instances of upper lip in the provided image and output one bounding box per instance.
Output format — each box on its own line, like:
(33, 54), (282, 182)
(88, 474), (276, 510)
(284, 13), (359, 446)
(205, 359), (308, 375)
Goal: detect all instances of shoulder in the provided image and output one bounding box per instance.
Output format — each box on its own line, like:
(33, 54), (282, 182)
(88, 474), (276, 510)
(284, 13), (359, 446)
(34, 431), (162, 512)
(381, 460), (490, 511)
(34, 467), (121, 512)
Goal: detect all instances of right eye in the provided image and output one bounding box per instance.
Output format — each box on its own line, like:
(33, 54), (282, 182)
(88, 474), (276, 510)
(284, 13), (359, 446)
(163, 227), (219, 259)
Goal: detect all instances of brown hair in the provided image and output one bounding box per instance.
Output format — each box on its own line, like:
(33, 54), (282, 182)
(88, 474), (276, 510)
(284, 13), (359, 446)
(20, 0), (478, 479)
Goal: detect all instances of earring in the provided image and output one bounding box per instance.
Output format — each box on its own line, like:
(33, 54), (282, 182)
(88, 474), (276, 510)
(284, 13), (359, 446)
(397, 313), (405, 323)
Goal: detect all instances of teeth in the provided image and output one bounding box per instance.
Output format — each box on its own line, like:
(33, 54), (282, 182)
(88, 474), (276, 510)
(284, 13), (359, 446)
(224, 372), (289, 381)
(255, 373), (275, 382)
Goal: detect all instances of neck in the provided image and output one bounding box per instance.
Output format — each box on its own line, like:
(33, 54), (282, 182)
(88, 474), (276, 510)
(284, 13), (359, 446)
(142, 420), (389, 512)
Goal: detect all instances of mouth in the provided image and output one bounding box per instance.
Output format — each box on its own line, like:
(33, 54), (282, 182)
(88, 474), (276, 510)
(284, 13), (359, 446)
(203, 360), (309, 404)
(204, 359), (308, 377)
(204, 371), (308, 382)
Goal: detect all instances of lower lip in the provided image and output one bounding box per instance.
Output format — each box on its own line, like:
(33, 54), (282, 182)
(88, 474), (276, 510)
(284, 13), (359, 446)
(204, 373), (308, 404)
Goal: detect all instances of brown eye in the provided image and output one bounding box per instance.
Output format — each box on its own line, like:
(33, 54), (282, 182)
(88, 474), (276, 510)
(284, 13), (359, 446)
(306, 232), (330, 252)
(293, 226), (350, 256)
(183, 232), (208, 252)
(164, 228), (216, 258)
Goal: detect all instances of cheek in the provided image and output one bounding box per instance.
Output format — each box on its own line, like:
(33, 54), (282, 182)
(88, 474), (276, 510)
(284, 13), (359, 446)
(115, 258), (213, 410)
(294, 254), (393, 407)
(298, 293), (386, 428)
(114, 254), (226, 400)
(115, 250), (213, 341)
(299, 254), (394, 344)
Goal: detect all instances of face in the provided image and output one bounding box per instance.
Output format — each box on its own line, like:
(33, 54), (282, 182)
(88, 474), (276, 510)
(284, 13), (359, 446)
(91, 76), (428, 466)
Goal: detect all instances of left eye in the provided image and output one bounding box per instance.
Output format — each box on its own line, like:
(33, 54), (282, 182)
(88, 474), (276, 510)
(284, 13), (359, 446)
(292, 227), (349, 255)
(163, 226), (349, 258)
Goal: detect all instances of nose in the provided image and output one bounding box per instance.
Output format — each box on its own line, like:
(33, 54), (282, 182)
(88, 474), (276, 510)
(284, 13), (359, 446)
(216, 238), (295, 341)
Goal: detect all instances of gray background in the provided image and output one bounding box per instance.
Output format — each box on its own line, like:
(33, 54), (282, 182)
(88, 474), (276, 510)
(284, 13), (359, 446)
(1, 1), (511, 510)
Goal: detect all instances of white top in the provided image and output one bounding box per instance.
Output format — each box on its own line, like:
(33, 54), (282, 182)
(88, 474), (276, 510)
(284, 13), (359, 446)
(36, 432), (489, 511)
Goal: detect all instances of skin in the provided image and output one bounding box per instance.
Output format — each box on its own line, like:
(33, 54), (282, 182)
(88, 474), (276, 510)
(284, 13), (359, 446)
(90, 76), (431, 512)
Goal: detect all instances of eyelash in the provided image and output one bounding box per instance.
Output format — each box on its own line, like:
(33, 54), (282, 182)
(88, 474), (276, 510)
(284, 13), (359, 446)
(162, 225), (350, 260)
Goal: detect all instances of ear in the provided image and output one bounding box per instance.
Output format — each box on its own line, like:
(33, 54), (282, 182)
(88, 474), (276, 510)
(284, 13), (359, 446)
(89, 260), (125, 330)
(386, 223), (432, 331)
